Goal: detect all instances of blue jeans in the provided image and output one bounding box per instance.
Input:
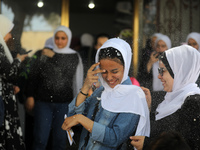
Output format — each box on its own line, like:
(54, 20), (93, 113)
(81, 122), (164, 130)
(32, 101), (68, 150)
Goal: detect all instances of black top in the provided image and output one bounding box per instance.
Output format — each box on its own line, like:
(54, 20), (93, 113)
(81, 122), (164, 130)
(144, 94), (200, 150)
(137, 47), (153, 91)
(25, 53), (79, 103)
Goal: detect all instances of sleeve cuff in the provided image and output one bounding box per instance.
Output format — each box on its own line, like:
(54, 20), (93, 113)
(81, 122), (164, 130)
(16, 58), (21, 63)
(68, 96), (86, 115)
(91, 122), (106, 142)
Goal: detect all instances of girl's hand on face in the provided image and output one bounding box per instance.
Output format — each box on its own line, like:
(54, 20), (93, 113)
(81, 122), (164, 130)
(84, 62), (105, 89)
(141, 86), (152, 111)
(130, 136), (145, 150)
(62, 114), (81, 131)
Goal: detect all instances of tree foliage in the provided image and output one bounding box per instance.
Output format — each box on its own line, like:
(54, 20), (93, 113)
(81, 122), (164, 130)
(2, 0), (61, 50)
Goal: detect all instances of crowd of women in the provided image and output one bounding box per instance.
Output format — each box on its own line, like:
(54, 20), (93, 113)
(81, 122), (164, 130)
(1, 13), (200, 150)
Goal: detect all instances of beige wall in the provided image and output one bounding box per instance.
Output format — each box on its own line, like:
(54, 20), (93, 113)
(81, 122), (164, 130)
(21, 31), (54, 56)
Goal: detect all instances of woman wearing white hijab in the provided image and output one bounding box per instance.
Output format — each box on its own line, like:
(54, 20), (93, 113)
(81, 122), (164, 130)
(186, 32), (200, 52)
(140, 34), (171, 92)
(25, 25), (83, 149)
(186, 32), (200, 87)
(131, 45), (200, 150)
(0, 14), (27, 149)
(62, 38), (150, 150)
(137, 33), (163, 90)
(152, 34), (171, 91)
(53, 26), (83, 95)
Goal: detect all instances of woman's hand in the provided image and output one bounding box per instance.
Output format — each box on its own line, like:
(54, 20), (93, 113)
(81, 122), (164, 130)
(62, 114), (94, 133)
(42, 48), (55, 58)
(13, 85), (20, 94)
(147, 51), (159, 73)
(25, 97), (35, 113)
(82, 62), (105, 91)
(141, 87), (152, 111)
(62, 114), (81, 131)
(16, 53), (28, 62)
(150, 51), (159, 63)
(76, 62), (105, 106)
(130, 136), (145, 150)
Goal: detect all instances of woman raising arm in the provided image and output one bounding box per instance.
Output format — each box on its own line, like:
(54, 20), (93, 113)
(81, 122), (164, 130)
(62, 38), (150, 150)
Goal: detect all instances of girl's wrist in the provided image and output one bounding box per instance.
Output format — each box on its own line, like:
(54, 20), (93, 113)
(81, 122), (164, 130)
(80, 90), (88, 96)
(76, 114), (82, 124)
(81, 84), (90, 94)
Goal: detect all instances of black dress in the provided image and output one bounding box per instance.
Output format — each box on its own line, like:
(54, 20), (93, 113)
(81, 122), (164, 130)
(144, 94), (200, 150)
(0, 44), (25, 149)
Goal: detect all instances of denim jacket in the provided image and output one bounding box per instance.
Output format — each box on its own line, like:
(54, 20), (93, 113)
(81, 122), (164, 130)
(68, 78), (140, 150)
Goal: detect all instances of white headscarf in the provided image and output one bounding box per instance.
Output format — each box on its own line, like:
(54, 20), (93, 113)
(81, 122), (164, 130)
(95, 38), (150, 137)
(151, 33), (163, 49)
(151, 33), (163, 38)
(44, 37), (54, 49)
(186, 32), (200, 52)
(156, 45), (200, 120)
(155, 34), (171, 50)
(153, 35), (171, 91)
(151, 33), (163, 39)
(53, 26), (84, 96)
(0, 14), (14, 63)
